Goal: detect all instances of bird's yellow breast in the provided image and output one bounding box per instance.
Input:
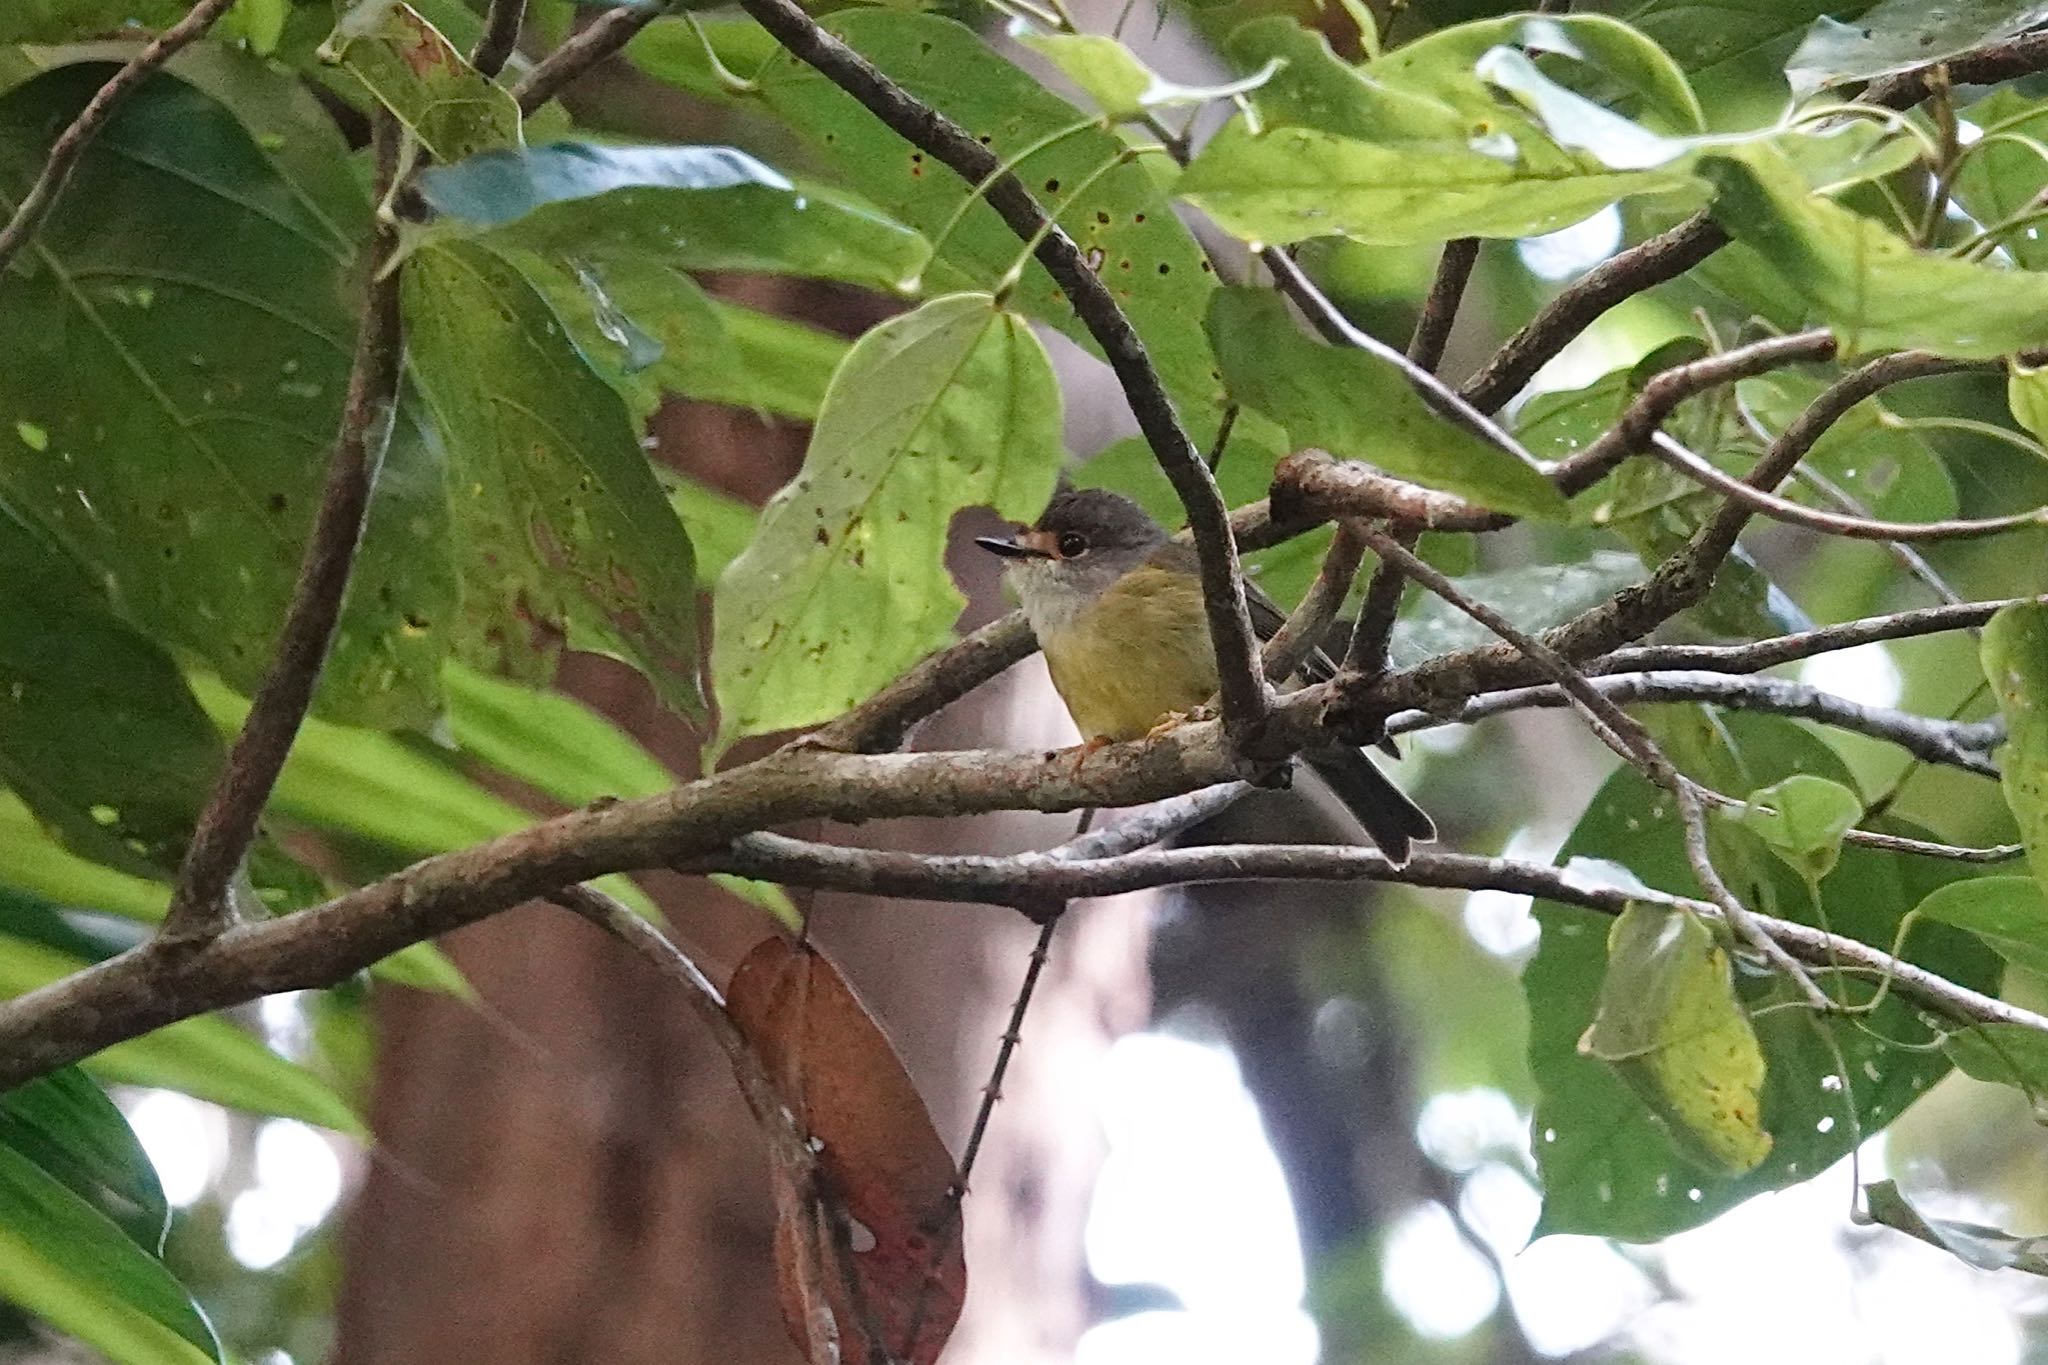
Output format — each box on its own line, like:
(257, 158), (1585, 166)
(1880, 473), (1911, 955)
(1036, 564), (1219, 741)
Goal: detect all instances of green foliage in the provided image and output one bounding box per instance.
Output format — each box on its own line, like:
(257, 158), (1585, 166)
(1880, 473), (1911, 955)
(714, 294), (1064, 750)
(1735, 774), (1863, 882)
(1985, 602), (2048, 891)
(316, 0), (520, 161)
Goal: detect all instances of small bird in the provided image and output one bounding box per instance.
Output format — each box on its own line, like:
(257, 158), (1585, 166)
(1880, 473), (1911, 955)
(977, 487), (1435, 864)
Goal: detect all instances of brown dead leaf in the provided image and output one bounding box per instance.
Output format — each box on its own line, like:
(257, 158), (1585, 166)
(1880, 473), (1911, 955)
(728, 936), (966, 1365)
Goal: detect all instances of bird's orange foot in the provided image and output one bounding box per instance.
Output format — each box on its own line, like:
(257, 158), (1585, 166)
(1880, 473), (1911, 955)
(1143, 705), (1213, 741)
(1068, 734), (1111, 776)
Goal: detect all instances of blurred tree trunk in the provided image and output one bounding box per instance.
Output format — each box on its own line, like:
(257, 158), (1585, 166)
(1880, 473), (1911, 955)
(331, 274), (1148, 1364)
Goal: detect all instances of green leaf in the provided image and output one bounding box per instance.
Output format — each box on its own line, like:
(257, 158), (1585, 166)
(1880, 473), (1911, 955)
(1012, 26), (1279, 120)
(0, 1), (187, 41)
(1786, 0), (2048, 96)
(1734, 773), (1863, 882)
(1914, 876), (2048, 977)
(1700, 144), (2048, 358)
(1984, 602), (2048, 893)
(515, 253), (735, 424)
(711, 302), (847, 421)
(0, 66), (455, 729)
(744, 10), (1234, 449)
(1953, 89), (2048, 271)
(1222, 17), (1472, 143)
(1860, 1179), (2048, 1275)
(625, 14), (784, 105)
(1179, 114), (1695, 248)
(403, 242), (703, 716)
(666, 476), (759, 583)
(411, 141), (925, 291)
(187, 673), (660, 922)
(1943, 1022), (2048, 1105)
(444, 662), (673, 806)
(1740, 370), (1959, 522)
(713, 294), (1064, 749)
(0, 793), (166, 923)
(1205, 288), (1565, 518)
(1624, 0), (1880, 119)
(0, 501), (222, 873)
(0, 1067), (168, 1253)
(1527, 710), (1998, 1240)
(1578, 904), (1772, 1174)
(0, 931), (361, 1133)
(1388, 551), (1646, 665)
(0, 1144), (219, 1365)
(316, 0), (520, 161)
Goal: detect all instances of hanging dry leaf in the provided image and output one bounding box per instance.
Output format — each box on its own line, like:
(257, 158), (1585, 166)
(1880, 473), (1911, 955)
(727, 936), (966, 1364)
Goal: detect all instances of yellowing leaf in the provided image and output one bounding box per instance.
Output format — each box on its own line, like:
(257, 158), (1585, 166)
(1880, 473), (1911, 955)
(1579, 904), (1772, 1174)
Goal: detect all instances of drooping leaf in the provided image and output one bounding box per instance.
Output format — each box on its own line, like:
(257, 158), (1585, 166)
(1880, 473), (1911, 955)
(1787, 0), (2048, 96)
(1914, 876), (2048, 978)
(1578, 903), (1772, 1174)
(1013, 25), (1279, 120)
(713, 294), (1063, 750)
(411, 141), (926, 291)
(0, 1067), (168, 1253)
(1527, 710), (1998, 1240)
(1205, 288), (1566, 518)
(0, 1144), (219, 1365)
(1860, 1179), (2048, 1275)
(1943, 1022), (2048, 1105)
(316, 0), (520, 161)
(1179, 116), (1696, 248)
(1984, 602), (2048, 893)
(742, 10), (1234, 449)
(403, 242), (703, 716)
(727, 937), (965, 1365)
(1735, 774), (1863, 882)
(1701, 144), (2048, 358)
(0, 66), (455, 729)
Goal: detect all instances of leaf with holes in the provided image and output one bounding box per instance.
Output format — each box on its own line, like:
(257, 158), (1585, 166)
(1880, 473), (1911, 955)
(317, 0), (520, 162)
(0, 66), (454, 728)
(1206, 289), (1565, 518)
(743, 11), (1233, 450)
(1579, 903), (1772, 1174)
(1526, 710), (1997, 1240)
(727, 937), (964, 1365)
(1984, 602), (2048, 893)
(403, 242), (703, 716)
(712, 293), (1063, 751)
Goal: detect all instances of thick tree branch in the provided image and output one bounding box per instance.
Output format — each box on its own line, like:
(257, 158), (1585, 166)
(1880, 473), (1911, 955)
(0, 0), (239, 279)
(470, 0), (529, 79)
(511, 4), (669, 112)
(161, 117), (406, 941)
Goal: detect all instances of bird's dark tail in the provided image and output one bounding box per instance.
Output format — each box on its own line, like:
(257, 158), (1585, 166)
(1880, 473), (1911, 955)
(1304, 746), (1436, 866)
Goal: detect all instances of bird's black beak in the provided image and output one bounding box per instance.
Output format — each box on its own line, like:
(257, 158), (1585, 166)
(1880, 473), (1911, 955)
(976, 532), (1053, 560)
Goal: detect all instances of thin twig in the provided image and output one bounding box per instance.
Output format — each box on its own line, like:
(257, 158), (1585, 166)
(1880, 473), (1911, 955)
(161, 117), (407, 942)
(511, 4), (670, 113)
(731, 0), (1272, 754)
(470, 0), (530, 79)
(1595, 598), (2031, 675)
(1388, 671), (2002, 776)
(1354, 528), (1831, 1004)
(1264, 523), (1364, 681)
(1408, 238), (1480, 373)
(0, 0), (239, 279)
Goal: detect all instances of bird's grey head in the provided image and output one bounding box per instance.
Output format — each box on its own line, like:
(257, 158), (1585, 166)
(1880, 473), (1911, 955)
(975, 488), (1170, 629)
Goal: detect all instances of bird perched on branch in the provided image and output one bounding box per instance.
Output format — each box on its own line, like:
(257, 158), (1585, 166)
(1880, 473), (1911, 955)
(977, 487), (1435, 864)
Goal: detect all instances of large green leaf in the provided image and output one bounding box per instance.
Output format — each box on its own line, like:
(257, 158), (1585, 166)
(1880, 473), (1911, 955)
(1701, 145), (2048, 358)
(0, 0), (186, 41)
(1953, 89), (2048, 272)
(1623, 0), (1880, 119)
(740, 11), (1233, 449)
(713, 293), (1063, 750)
(1914, 876), (2048, 978)
(411, 141), (926, 291)
(1985, 602), (2048, 894)
(316, 0), (520, 161)
(1206, 288), (1564, 518)
(1179, 115), (1694, 247)
(0, 500), (221, 873)
(403, 242), (703, 716)
(1786, 0), (2048, 96)
(0, 1066), (168, 1253)
(0, 1144), (219, 1365)
(1527, 710), (1998, 1240)
(0, 66), (455, 729)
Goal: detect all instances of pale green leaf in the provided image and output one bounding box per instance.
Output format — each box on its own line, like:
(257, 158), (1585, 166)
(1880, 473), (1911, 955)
(1984, 603), (2048, 893)
(317, 0), (520, 162)
(1787, 0), (2048, 96)
(1735, 773), (1863, 881)
(1914, 876), (2048, 977)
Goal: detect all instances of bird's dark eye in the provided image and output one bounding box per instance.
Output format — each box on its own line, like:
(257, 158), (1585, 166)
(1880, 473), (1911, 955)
(1057, 532), (1089, 557)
